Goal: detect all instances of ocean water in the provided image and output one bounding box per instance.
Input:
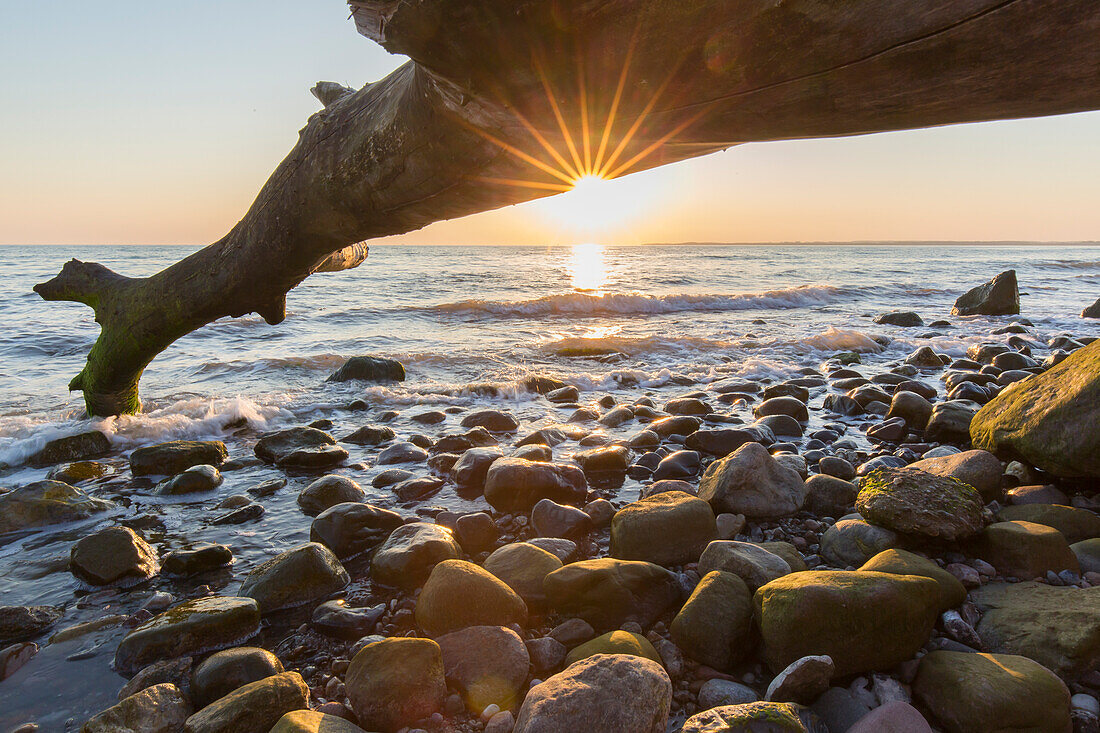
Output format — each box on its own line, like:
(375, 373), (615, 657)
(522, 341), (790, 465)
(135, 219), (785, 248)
(0, 242), (1097, 728)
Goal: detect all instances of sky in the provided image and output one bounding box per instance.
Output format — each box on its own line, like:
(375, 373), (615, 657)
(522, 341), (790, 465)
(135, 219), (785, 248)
(2, 2), (1099, 246)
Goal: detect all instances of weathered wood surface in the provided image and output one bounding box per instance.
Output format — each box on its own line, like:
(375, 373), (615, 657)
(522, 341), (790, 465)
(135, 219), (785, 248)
(37, 0), (1100, 415)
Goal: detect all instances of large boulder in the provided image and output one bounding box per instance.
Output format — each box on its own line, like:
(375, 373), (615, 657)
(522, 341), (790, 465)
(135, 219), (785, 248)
(182, 671), (309, 733)
(670, 570), (754, 671)
(254, 427), (348, 469)
(907, 449), (1003, 501)
(698, 541), (791, 591)
(327, 355), (405, 382)
(28, 430), (110, 467)
(924, 401), (978, 444)
(1083, 297), (1100, 318)
(0, 480), (113, 534)
(189, 646), (283, 707)
(115, 597), (260, 674)
(309, 502), (404, 560)
(563, 630), (660, 666)
(370, 522), (462, 588)
(415, 560), (527, 637)
(971, 340), (1100, 478)
(995, 503), (1100, 544)
(754, 571), (940, 676)
(345, 638), (446, 732)
(70, 526), (160, 587)
(270, 711), (368, 733)
(969, 521), (1078, 579)
(130, 440), (227, 476)
(803, 474), (858, 516)
(83, 683), (192, 733)
(951, 270), (1019, 316)
(681, 702), (827, 732)
(970, 582), (1100, 679)
(513, 654), (671, 733)
(0, 605), (63, 643)
(610, 491), (717, 566)
(238, 543), (349, 614)
(451, 446), (503, 488)
(297, 475), (365, 516)
(912, 651), (1070, 733)
(855, 467), (984, 541)
(437, 625), (530, 713)
(483, 542), (563, 606)
(858, 549), (966, 611)
(483, 458), (587, 512)
(820, 517), (898, 567)
(543, 558), (681, 632)
(697, 442), (805, 518)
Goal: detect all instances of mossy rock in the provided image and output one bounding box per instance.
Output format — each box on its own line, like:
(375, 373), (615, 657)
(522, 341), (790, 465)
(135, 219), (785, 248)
(345, 638), (445, 732)
(856, 467), (984, 541)
(858, 549), (965, 611)
(610, 491), (717, 566)
(543, 558), (681, 632)
(483, 542), (563, 606)
(270, 710), (368, 733)
(238, 542), (349, 614)
(564, 630), (661, 666)
(130, 440), (227, 476)
(996, 503), (1100, 544)
(670, 570), (753, 671)
(756, 542), (807, 572)
(29, 430), (110, 467)
(969, 521), (1078, 579)
(0, 480), (114, 534)
(415, 559), (527, 637)
(182, 671), (308, 733)
(681, 701), (828, 732)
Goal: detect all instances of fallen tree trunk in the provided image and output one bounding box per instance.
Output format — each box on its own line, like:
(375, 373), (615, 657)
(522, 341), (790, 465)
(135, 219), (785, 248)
(37, 0), (1100, 415)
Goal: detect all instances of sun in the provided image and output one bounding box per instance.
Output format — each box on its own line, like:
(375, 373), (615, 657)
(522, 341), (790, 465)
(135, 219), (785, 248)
(532, 172), (663, 237)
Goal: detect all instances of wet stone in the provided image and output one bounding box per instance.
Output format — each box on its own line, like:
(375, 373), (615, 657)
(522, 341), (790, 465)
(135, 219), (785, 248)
(162, 544), (233, 576)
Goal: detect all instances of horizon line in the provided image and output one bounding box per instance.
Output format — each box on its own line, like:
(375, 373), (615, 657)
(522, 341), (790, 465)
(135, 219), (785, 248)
(3, 239), (1099, 247)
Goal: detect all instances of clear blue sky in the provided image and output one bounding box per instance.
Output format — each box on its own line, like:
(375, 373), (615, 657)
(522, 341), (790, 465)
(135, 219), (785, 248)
(2, 2), (1099, 245)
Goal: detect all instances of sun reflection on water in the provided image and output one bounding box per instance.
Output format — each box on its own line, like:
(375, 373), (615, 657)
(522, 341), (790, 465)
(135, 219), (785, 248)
(568, 243), (607, 292)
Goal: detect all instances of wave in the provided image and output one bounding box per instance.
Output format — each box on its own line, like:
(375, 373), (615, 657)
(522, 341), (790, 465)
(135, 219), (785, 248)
(428, 285), (852, 318)
(544, 334), (739, 357)
(795, 327), (884, 353)
(1036, 259), (1100, 270)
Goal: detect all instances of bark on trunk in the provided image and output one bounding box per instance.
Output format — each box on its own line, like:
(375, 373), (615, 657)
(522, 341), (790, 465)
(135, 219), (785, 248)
(37, 0), (1100, 415)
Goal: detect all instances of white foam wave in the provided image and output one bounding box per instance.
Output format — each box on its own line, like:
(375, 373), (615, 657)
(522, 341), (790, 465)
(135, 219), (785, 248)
(545, 334), (737, 357)
(796, 327), (885, 353)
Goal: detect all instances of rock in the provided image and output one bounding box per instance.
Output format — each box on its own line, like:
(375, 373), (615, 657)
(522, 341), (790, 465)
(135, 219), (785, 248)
(370, 522), (462, 588)
(526, 537), (577, 563)
(996, 503), (1100, 543)
(0, 641), (36, 681)
(70, 526), (159, 587)
(886, 391), (933, 429)
(867, 417), (907, 442)
(755, 397), (809, 422)
(818, 456), (856, 480)
(970, 581), (1100, 678)
(573, 445), (630, 474)
(847, 701), (932, 733)
(182, 671), (308, 733)
(155, 464), (222, 495)
(1072, 538), (1100, 573)
(754, 571), (940, 676)
(698, 541), (791, 590)
(1006, 483), (1069, 504)
(803, 474), (858, 516)
(341, 424), (396, 445)
(83, 683), (192, 733)
(115, 597), (261, 674)
(189, 646), (283, 707)
(684, 429), (757, 457)
(526, 637), (567, 672)
(584, 498), (615, 527)
(670, 571), (753, 671)
(327, 356), (405, 382)
(875, 311), (923, 327)
(345, 638), (446, 732)
(415, 560), (527, 637)
(652, 450), (702, 480)
(29, 430), (110, 467)
(549, 618), (596, 647)
(513, 654), (671, 733)
(924, 401), (977, 444)
(391, 475), (443, 501)
(811, 687), (871, 733)
(47, 460), (113, 484)
(855, 467), (984, 541)
(904, 346), (943, 368)
(907, 449), (1003, 501)
(269, 711), (368, 733)
(461, 410), (520, 433)
(0, 605), (62, 643)
(310, 502), (404, 560)
(0, 480), (114, 533)
(543, 558), (681, 632)
(311, 600), (384, 639)
(820, 517), (899, 567)
(564, 630), (660, 666)
(716, 512), (746, 539)
(698, 442), (805, 519)
(454, 511), (498, 552)
(756, 414), (804, 438)
(970, 521), (1078, 579)
(858, 549), (965, 611)
(952, 269), (1020, 316)
(532, 498), (592, 538)
(483, 458), (587, 512)
(238, 542), (349, 614)
(297, 475), (365, 516)
(913, 650), (1070, 733)
(130, 440), (227, 476)
(698, 679), (759, 709)
(452, 447), (503, 487)
(373, 441), (425, 465)
(161, 544), (233, 576)
(649, 415), (702, 437)
(766, 655), (834, 705)
(757, 542), (807, 572)
(484, 543), (563, 606)
(640, 479), (697, 499)
(210, 502), (264, 525)
(610, 491), (716, 566)
(437, 625), (530, 713)
(681, 702), (826, 732)
(255, 427), (347, 469)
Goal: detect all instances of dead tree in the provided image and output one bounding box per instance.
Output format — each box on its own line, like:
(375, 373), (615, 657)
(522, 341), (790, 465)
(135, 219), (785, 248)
(36, 0), (1100, 415)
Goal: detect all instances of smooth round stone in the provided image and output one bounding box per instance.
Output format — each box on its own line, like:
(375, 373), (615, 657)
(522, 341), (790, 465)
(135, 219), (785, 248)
(311, 600), (385, 640)
(652, 450), (702, 481)
(436, 625), (530, 713)
(484, 543), (563, 606)
(237, 543), (350, 614)
(190, 646), (284, 708)
(161, 544), (233, 576)
(370, 522), (462, 589)
(415, 560), (527, 637)
(345, 638), (446, 732)
(130, 440), (227, 476)
(376, 442), (429, 465)
(297, 475), (366, 516)
(820, 518), (899, 568)
(70, 526), (160, 587)
(310, 502), (404, 560)
(155, 465), (223, 495)
(698, 679), (758, 709)
(532, 498), (592, 539)
(255, 427), (348, 469)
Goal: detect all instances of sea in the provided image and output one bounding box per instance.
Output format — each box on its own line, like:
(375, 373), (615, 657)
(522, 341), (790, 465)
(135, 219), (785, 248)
(0, 242), (1097, 728)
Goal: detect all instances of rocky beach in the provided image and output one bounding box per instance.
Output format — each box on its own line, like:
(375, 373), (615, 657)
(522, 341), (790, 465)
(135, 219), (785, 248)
(1, 246), (1099, 733)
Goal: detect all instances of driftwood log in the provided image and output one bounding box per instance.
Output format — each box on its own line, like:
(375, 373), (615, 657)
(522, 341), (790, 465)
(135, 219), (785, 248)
(36, 0), (1100, 415)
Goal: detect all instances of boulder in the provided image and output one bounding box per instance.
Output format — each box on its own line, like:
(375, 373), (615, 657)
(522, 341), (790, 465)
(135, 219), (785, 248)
(951, 270), (1020, 316)
(698, 541), (790, 591)
(483, 458), (587, 512)
(532, 498), (592, 538)
(182, 671), (308, 733)
(115, 597), (261, 674)
(345, 638), (446, 732)
(327, 356), (405, 382)
(1083, 297), (1100, 319)
(155, 465), (222, 495)
(70, 526), (159, 587)
(270, 711), (368, 733)
(297, 475), (365, 516)
(564, 630), (660, 666)
(924, 401), (977, 444)
(161, 544), (233, 576)
(254, 427), (348, 469)
(698, 442), (805, 519)
(415, 560), (527, 637)
(451, 446), (503, 487)
(670, 571), (753, 671)
(756, 542), (807, 572)
(130, 440), (227, 476)
(189, 646), (283, 707)
(29, 430), (110, 467)
(907, 449), (1003, 501)
(820, 517), (898, 567)
(370, 522), (462, 588)
(971, 340), (1100, 478)
(237, 543), (349, 614)
(341, 424), (396, 445)
(461, 410), (520, 432)
(803, 474), (858, 516)
(912, 651), (1070, 733)
(681, 702), (827, 732)
(969, 521), (1078, 579)
(886, 391), (933, 429)
(437, 625), (530, 712)
(875, 311), (923, 327)
(610, 491), (717, 566)
(309, 502), (403, 560)
(543, 558), (681, 632)
(0, 480), (113, 534)
(0, 605), (62, 643)
(1072, 538), (1100, 573)
(83, 683), (192, 733)
(765, 655), (834, 705)
(858, 549), (966, 611)
(970, 582), (1100, 678)
(996, 503), (1100, 544)
(483, 542), (563, 606)
(754, 571), (940, 676)
(855, 467), (984, 541)
(513, 654), (671, 733)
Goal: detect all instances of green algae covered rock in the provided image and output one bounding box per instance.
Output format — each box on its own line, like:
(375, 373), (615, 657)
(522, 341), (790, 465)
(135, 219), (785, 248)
(856, 467), (984, 541)
(995, 503), (1100, 544)
(858, 549), (966, 611)
(670, 570), (753, 671)
(681, 701), (828, 732)
(415, 559), (527, 637)
(971, 339), (1100, 478)
(345, 638), (445, 732)
(238, 542), (349, 614)
(0, 480), (114, 534)
(564, 630), (661, 666)
(610, 491), (717, 566)
(182, 671), (308, 733)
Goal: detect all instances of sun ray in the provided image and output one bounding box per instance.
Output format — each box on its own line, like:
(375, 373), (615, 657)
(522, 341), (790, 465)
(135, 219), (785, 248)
(578, 61), (592, 176)
(533, 53), (586, 178)
(457, 117), (577, 186)
(500, 102), (582, 181)
(603, 108), (709, 180)
(592, 29), (639, 176)
(597, 59), (687, 178)
(479, 176), (574, 193)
